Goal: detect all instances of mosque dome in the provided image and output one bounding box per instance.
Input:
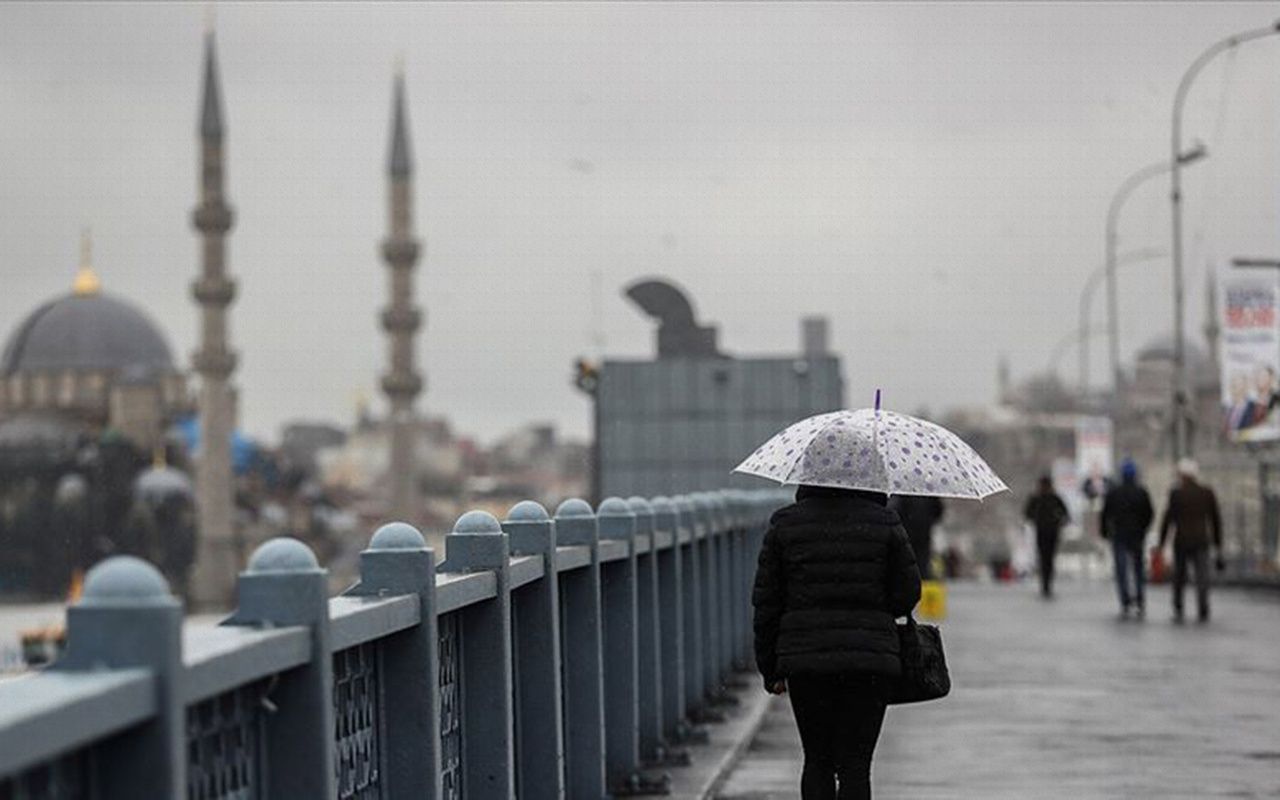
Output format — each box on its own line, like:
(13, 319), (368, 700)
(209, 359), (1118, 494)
(1, 291), (174, 378)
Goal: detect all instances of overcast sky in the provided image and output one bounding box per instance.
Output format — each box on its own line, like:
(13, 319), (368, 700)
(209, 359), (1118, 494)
(4, 3), (1280, 444)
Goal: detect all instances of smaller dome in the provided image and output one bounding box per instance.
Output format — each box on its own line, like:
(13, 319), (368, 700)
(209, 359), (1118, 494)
(0, 415), (82, 454)
(133, 464), (193, 504)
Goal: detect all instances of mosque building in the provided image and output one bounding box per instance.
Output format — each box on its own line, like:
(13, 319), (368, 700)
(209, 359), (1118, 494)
(0, 28), (424, 604)
(0, 234), (189, 453)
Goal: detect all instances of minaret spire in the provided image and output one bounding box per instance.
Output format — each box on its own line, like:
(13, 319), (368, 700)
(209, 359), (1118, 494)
(388, 66), (412, 178)
(200, 30), (223, 142)
(381, 68), (423, 522)
(189, 26), (239, 607)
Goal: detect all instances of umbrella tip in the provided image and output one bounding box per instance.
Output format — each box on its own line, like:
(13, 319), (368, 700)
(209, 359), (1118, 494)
(874, 388), (881, 415)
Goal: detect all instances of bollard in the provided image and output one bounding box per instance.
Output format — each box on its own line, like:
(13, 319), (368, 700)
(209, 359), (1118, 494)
(55, 556), (184, 799)
(554, 498), (608, 800)
(224, 537), (336, 799)
(440, 511), (515, 799)
(503, 501), (566, 800)
(346, 522), (440, 798)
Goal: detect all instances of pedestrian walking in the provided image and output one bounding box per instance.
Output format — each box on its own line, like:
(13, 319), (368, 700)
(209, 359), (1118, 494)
(1157, 458), (1224, 623)
(1101, 458), (1154, 619)
(736, 403), (1007, 800)
(888, 495), (944, 579)
(752, 485), (922, 800)
(1023, 475), (1068, 598)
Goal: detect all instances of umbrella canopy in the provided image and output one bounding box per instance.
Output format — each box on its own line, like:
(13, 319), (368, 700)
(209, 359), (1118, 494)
(733, 408), (1007, 499)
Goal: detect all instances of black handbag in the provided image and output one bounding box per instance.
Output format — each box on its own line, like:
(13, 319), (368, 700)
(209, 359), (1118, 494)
(890, 615), (951, 705)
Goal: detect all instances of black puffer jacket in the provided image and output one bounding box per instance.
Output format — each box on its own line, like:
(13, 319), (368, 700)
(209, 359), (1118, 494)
(753, 486), (922, 685)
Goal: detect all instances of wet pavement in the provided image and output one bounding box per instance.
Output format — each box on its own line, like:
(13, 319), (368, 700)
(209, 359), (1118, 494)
(714, 580), (1280, 799)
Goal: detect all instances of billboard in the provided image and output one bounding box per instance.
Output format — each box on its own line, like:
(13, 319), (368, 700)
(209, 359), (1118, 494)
(1074, 415), (1114, 490)
(1220, 274), (1280, 443)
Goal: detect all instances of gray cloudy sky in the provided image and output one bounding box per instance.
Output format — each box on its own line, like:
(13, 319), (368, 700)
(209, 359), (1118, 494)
(4, 3), (1280, 444)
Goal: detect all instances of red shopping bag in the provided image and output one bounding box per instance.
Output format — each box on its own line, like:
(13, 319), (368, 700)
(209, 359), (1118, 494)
(1149, 548), (1167, 584)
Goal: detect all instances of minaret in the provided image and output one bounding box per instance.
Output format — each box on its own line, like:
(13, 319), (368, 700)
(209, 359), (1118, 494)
(189, 28), (239, 607)
(381, 67), (424, 522)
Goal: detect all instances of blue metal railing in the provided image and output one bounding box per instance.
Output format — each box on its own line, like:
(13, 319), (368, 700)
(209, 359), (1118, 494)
(0, 489), (786, 799)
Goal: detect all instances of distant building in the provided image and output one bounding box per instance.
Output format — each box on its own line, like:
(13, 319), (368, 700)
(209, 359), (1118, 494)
(0, 238), (194, 597)
(0, 235), (189, 454)
(592, 279), (843, 499)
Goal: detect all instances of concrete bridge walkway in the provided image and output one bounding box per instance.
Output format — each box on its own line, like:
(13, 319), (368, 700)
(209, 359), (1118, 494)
(712, 580), (1280, 799)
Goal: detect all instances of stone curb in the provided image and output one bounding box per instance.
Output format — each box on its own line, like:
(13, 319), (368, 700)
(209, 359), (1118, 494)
(660, 675), (774, 800)
(696, 689), (773, 800)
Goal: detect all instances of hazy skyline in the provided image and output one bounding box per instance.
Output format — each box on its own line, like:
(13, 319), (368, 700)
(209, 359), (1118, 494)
(4, 3), (1280, 444)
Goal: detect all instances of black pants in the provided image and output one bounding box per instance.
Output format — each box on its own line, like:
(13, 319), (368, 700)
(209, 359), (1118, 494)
(788, 673), (890, 800)
(1172, 546), (1211, 620)
(1036, 530), (1059, 596)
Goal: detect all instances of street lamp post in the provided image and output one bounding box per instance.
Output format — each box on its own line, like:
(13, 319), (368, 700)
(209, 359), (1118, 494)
(1170, 20), (1280, 462)
(1106, 147), (1207, 393)
(1081, 248), (1166, 398)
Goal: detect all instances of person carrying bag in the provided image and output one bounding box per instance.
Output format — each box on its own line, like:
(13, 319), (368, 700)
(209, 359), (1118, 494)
(752, 485), (922, 800)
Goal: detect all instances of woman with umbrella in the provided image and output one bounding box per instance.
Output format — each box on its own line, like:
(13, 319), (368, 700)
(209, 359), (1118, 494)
(739, 401), (1005, 800)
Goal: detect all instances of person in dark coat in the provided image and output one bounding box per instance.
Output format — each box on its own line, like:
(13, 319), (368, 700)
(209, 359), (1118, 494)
(1023, 474), (1069, 598)
(888, 495), (944, 579)
(753, 485), (922, 800)
(1101, 458), (1154, 619)
(1158, 458), (1223, 623)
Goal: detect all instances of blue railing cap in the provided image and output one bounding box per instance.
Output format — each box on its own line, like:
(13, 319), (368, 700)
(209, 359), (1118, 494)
(506, 500), (550, 522)
(626, 496), (654, 515)
(555, 498), (594, 518)
(248, 537), (321, 573)
(81, 555), (171, 605)
(650, 496), (674, 514)
(597, 496), (634, 517)
(369, 521), (427, 550)
(453, 510), (503, 534)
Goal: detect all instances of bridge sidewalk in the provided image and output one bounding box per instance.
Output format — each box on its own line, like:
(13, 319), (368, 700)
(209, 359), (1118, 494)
(709, 580), (1280, 799)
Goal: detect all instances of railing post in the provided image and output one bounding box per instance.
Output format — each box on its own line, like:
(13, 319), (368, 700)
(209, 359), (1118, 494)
(439, 511), (515, 799)
(55, 556), (184, 798)
(223, 537), (336, 799)
(502, 501), (566, 800)
(554, 498), (608, 800)
(692, 494), (723, 700)
(627, 496), (664, 765)
(672, 496), (708, 724)
(597, 496), (666, 794)
(710, 494), (739, 678)
(728, 492), (752, 668)
(346, 522), (440, 799)
(650, 497), (688, 747)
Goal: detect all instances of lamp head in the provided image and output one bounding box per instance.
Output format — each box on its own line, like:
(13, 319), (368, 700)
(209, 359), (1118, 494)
(1178, 142), (1208, 165)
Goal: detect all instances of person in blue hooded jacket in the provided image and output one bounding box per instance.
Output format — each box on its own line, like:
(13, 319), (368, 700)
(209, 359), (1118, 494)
(1101, 458), (1154, 619)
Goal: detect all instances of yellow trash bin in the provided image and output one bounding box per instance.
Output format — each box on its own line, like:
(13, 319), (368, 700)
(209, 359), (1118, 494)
(918, 580), (947, 620)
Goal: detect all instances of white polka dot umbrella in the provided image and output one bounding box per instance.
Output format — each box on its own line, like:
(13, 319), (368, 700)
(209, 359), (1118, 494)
(733, 407), (1008, 499)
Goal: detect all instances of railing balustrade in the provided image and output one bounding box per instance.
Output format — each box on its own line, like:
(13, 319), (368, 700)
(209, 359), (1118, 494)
(0, 489), (786, 799)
